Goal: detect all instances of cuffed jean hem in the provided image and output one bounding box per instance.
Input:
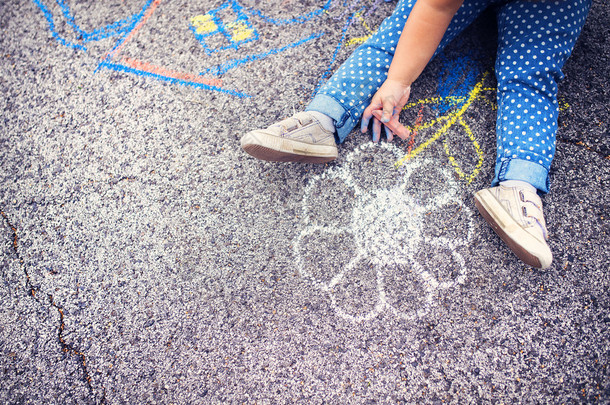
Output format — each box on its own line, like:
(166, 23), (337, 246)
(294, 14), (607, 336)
(306, 94), (357, 143)
(492, 158), (550, 194)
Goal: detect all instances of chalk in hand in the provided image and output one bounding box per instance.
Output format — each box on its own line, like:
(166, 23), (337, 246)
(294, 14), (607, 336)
(371, 110), (410, 140)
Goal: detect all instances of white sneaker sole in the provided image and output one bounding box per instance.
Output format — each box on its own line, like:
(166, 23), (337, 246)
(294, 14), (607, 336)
(474, 188), (552, 269)
(241, 131), (338, 164)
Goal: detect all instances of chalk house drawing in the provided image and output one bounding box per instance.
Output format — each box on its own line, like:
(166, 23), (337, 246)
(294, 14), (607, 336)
(190, 0), (260, 55)
(295, 143), (474, 323)
(33, 0), (341, 97)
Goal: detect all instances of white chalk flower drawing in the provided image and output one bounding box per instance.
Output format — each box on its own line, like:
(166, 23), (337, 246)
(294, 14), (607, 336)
(295, 142), (474, 322)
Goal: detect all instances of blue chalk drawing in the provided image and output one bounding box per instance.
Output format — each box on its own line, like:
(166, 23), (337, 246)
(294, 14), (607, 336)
(33, 0), (155, 51)
(244, 0), (333, 25)
(33, 0), (85, 50)
(200, 32), (325, 77)
(98, 60), (250, 98)
(434, 47), (482, 114)
(55, 0), (142, 43)
(314, 9), (362, 94)
(189, 0), (336, 80)
(190, 0), (260, 55)
(32, 0), (398, 98)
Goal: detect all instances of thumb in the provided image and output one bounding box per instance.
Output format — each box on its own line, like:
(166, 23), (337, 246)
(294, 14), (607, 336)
(380, 97), (395, 123)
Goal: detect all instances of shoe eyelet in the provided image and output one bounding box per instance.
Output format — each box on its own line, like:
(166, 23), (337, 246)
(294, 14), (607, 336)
(519, 190), (525, 202)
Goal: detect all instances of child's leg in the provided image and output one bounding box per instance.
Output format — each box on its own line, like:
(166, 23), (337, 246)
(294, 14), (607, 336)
(308, 0), (494, 143)
(242, 0), (492, 163)
(492, 0), (592, 193)
(475, 0), (591, 269)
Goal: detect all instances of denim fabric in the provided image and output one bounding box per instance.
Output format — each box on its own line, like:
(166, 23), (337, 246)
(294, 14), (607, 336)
(307, 0), (591, 193)
(492, 0), (591, 193)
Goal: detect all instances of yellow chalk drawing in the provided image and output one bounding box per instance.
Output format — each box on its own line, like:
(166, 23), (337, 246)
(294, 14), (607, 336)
(226, 21), (255, 42)
(442, 116), (484, 183)
(404, 95), (467, 112)
(191, 14), (217, 34)
(392, 71), (572, 184)
(392, 76), (571, 183)
(346, 13), (375, 47)
(395, 72), (490, 184)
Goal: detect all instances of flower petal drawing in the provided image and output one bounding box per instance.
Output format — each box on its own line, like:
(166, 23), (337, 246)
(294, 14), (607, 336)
(296, 143), (474, 323)
(295, 227), (356, 287)
(328, 255), (385, 323)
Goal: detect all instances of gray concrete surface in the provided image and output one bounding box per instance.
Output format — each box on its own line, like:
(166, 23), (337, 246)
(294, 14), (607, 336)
(1, 0), (608, 403)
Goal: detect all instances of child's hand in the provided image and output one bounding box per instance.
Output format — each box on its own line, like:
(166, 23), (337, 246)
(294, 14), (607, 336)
(370, 110), (410, 141)
(361, 79), (411, 142)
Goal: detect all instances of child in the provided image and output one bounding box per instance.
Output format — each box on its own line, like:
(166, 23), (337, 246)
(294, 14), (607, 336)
(240, 0), (592, 269)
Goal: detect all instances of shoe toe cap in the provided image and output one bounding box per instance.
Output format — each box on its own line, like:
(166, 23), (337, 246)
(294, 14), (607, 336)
(240, 131), (255, 148)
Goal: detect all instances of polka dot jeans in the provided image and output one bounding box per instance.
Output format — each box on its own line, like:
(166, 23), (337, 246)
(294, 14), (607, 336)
(306, 0), (591, 193)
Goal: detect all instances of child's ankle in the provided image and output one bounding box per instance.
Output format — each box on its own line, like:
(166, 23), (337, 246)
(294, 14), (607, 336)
(500, 180), (536, 193)
(307, 111), (336, 133)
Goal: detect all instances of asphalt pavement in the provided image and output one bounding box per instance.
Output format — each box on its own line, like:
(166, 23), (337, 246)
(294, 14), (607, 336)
(1, 0), (608, 403)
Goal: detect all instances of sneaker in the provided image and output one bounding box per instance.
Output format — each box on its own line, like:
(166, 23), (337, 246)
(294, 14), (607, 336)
(474, 185), (553, 269)
(241, 112), (338, 163)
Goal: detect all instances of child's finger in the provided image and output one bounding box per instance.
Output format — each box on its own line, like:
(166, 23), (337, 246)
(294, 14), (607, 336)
(361, 114), (370, 133)
(391, 111), (410, 140)
(372, 117), (382, 142)
(372, 110), (410, 140)
(384, 126), (394, 142)
(394, 125), (410, 140)
(380, 98), (395, 123)
(362, 102), (382, 133)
